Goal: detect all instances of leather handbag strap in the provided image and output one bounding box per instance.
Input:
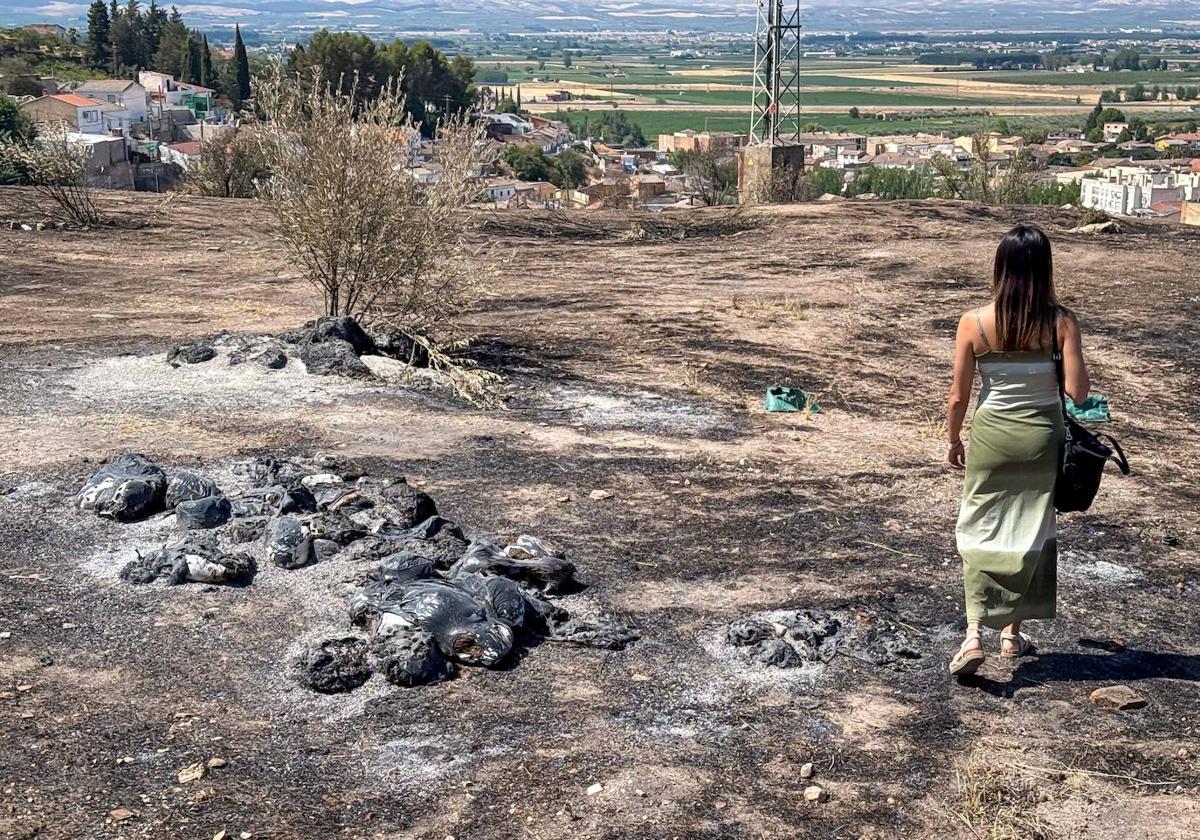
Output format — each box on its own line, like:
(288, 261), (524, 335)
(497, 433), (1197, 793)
(1050, 315), (1071, 440)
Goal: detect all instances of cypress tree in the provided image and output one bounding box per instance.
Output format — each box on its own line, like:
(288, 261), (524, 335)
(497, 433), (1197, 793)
(86, 0), (112, 70)
(183, 33), (201, 84)
(200, 34), (214, 88)
(108, 0), (120, 74)
(233, 24), (251, 102)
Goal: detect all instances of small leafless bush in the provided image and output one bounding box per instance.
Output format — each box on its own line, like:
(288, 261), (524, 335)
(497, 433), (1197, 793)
(0, 121), (101, 225)
(253, 65), (501, 404)
(1078, 207), (1111, 226)
(186, 127), (270, 199)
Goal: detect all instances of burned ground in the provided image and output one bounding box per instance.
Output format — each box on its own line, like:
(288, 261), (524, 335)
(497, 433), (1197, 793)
(1, 193), (1199, 839)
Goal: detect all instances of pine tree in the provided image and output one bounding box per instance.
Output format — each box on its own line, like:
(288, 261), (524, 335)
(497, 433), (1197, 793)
(233, 24), (251, 102)
(86, 0), (112, 70)
(153, 7), (189, 79)
(200, 34), (214, 88)
(143, 0), (166, 64)
(516, 85), (521, 109)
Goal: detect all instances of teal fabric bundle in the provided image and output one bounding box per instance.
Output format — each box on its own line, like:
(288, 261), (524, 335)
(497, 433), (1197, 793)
(764, 387), (820, 413)
(1065, 394), (1110, 423)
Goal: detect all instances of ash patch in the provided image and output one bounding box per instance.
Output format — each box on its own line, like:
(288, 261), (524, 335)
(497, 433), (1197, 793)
(535, 383), (736, 436)
(1062, 553), (1145, 586)
(714, 608), (925, 678)
(369, 734), (510, 785)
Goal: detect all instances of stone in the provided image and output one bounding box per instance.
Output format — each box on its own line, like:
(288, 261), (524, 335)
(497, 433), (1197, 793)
(1090, 685), (1147, 710)
(306, 315), (376, 355)
(206, 757), (227, 769)
(167, 342), (217, 367)
(586, 783), (603, 796)
(800, 762), (814, 779)
(255, 350), (287, 370)
(299, 339), (372, 378)
(589, 489), (613, 500)
(178, 761), (207, 783)
(109, 808), (134, 822)
(803, 785), (825, 802)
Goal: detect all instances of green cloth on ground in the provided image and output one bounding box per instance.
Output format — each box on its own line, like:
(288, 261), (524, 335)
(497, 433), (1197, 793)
(764, 387), (820, 413)
(1065, 394), (1110, 423)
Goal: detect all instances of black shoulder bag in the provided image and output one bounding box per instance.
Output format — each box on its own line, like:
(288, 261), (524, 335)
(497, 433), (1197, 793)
(1051, 319), (1130, 513)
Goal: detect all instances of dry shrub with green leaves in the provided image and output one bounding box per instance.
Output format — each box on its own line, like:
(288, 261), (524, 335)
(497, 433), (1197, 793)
(0, 121), (101, 225)
(252, 66), (501, 405)
(185, 127), (270, 199)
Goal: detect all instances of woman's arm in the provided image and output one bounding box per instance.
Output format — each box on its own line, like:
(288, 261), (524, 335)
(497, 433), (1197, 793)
(1059, 312), (1090, 404)
(946, 314), (977, 470)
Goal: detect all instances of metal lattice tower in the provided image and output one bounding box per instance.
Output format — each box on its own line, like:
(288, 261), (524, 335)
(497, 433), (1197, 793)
(749, 0), (802, 144)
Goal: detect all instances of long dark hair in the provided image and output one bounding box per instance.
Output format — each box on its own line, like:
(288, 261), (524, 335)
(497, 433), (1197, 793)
(993, 224), (1060, 352)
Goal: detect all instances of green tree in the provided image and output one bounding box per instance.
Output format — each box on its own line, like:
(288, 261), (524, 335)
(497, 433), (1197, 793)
(291, 30), (386, 101)
(563, 52), (572, 68)
(110, 0), (143, 71)
(0, 93), (37, 184)
(182, 31), (201, 84)
(152, 6), (189, 77)
(142, 0), (165, 61)
(233, 22), (251, 102)
(85, 0), (112, 70)
(200, 33), (214, 88)
(503, 144), (553, 182)
(848, 106), (860, 119)
(551, 147), (588, 188)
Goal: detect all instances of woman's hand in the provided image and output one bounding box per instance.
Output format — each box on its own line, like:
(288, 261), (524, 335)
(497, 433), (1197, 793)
(947, 440), (966, 470)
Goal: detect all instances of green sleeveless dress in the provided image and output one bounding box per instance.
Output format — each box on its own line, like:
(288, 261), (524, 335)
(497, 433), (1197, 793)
(956, 342), (1066, 629)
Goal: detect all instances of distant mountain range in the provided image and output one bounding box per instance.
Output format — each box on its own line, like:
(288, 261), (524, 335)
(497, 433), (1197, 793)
(8, 0), (1200, 36)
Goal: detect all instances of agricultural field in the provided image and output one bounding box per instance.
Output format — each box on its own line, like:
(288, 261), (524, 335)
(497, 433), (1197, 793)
(505, 50), (1199, 142)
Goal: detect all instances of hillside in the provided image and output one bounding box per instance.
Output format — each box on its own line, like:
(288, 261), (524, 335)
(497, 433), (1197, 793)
(1, 192), (1198, 839)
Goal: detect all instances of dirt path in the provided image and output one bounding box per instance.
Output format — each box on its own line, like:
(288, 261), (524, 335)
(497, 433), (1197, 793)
(1, 193), (1199, 839)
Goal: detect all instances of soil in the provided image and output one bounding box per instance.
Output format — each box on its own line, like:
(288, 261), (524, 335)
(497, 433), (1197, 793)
(1, 191), (1199, 839)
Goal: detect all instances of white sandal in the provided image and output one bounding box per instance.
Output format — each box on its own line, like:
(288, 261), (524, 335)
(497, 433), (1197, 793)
(1000, 631), (1036, 658)
(949, 632), (985, 676)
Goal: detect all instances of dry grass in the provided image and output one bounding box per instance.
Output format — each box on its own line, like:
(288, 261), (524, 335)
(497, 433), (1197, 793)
(730, 292), (809, 322)
(955, 753), (1056, 840)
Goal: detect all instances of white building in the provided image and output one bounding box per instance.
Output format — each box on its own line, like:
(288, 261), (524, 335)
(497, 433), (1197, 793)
(1081, 165), (1200, 216)
(1102, 121), (1129, 143)
(483, 179), (518, 201)
(74, 80), (148, 122)
(1080, 178), (1143, 215)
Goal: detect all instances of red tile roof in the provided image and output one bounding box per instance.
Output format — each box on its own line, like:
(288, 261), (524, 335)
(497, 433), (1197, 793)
(167, 141), (202, 155)
(51, 93), (105, 108)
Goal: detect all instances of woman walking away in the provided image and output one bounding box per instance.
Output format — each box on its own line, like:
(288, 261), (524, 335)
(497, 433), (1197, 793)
(945, 224), (1089, 676)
